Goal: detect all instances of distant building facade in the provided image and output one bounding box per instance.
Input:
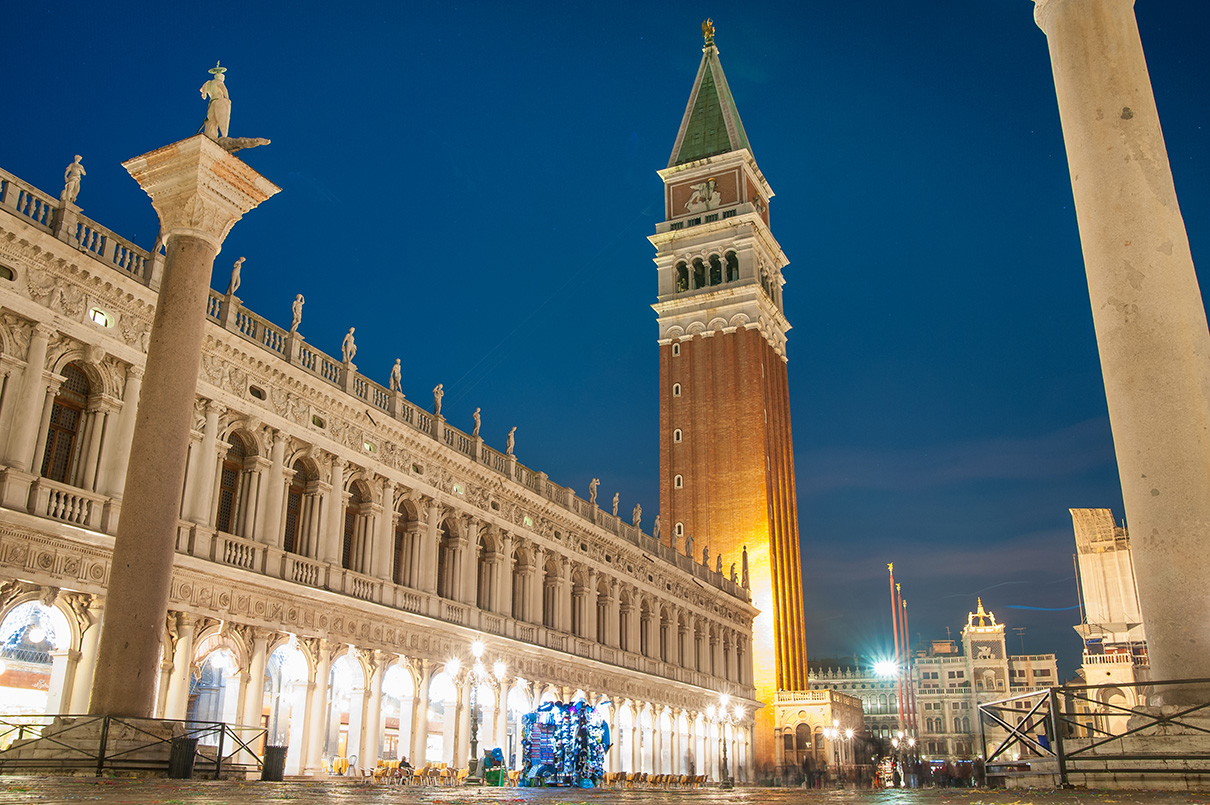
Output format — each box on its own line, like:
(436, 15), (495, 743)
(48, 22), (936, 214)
(913, 601), (1058, 761)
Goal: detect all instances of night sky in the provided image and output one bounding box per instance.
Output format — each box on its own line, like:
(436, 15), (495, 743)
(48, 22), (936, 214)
(5, 1), (1209, 680)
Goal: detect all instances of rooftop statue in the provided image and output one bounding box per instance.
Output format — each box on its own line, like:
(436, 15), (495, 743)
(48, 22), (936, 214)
(588, 478), (599, 506)
(432, 384), (444, 416)
(389, 359), (401, 392)
(632, 503), (641, 528)
(652, 515), (661, 541)
(506, 426), (516, 456)
(61, 155), (85, 204)
(341, 327), (356, 363)
(289, 294), (304, 333)
(472, 407), (481, 437)
(612, 492), (619, 517)
(226, 257), (243, 296)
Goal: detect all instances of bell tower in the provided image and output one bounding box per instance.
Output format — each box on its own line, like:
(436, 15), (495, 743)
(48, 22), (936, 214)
(650, 21), (809, 772)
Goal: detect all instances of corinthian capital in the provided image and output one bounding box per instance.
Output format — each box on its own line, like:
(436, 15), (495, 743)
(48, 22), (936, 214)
(122, 135), (280, 249)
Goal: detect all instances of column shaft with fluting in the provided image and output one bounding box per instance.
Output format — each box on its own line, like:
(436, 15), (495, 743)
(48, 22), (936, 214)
(89, 135), (278, 717)
(1035, 0), (1210, 697)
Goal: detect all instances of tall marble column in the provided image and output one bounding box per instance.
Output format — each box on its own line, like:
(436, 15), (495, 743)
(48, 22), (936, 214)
(411, 659), (432, 765)
(373, 479), (395, 580)
(303, 639), (333, 774)
(240, 628), (271, 729)
(189, 401), (225, 524)
(1034, 0), (1210, 699)
(320, 456), (346, 565)
(90, 136), (277, 718)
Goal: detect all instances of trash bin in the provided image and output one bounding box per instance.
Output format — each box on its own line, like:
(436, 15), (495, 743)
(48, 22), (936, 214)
(262, 745), (289, 782)
(168, 736), (199, 779)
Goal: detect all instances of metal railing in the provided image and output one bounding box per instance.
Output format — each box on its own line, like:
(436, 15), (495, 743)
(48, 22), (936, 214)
(0, 714), (267, 777)
(980, 677), (1210, 786)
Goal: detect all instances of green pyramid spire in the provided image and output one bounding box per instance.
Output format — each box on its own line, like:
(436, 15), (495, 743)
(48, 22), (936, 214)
(668, 23), (752, 168)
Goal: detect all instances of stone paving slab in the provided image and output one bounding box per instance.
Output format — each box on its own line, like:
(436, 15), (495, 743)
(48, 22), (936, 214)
(0, 780), (1208, 805)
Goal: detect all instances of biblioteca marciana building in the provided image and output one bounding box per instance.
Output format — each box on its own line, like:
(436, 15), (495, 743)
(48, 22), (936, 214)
(0, 39), (777, 780)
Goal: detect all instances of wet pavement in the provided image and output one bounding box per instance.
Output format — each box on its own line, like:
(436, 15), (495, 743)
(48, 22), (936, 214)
(0, 780), (1207, 805)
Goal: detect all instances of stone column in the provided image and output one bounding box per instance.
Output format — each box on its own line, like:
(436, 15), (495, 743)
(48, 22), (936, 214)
(189, 401), (225, 524)
(373, 479), (395, 580)
(102, 366), (143, 498)
(163, 613), (196, 720)
(363, 652), (386, 765)
(2, 322), (52, 472)
(68, 597), (104, 714)
(418, 502), (442, 595)
(260, 431), (287, 547)
(90, 135), (278, 718)
(495, 533), (513, 616)
(411, 659), (431, 765)
(46, 649), (80, 714)
(240, 628), (271, 729)
(30, 385), (58, 475)
(320, 456), (346, 565)
(528, 546), (545, 625)
(454, 676), (470, 768)
(1034, 0), (1210, 698)
(304, 640), (333, 775)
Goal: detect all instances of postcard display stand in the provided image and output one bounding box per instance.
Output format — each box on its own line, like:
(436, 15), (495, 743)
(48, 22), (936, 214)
(519, 700), (610, 787)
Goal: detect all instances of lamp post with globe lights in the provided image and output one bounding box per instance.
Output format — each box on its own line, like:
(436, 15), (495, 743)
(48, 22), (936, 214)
(706, 693), (744, 789)
(822, 719), (854, 788)
(890, 730), (916, 787)
(446, 639), (506, 785)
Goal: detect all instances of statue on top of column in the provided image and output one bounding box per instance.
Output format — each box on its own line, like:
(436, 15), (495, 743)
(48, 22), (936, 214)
(632, 503), (642, 528)
(472, 407), (481, 437)
(506, 426), (516, 456)
(432, 384), (444, 416)
(200, 62), (232, 139)
(702, 545), (710, 566)
(61, 155), (85, 205)
(612, 492), (619, 517)
(741, 545), (749, 589)
(588, 478), (600, 505)
(730, 562), (737, 584)
(226, 257), (243, 296)
(389, 359), (402, 392)
(652, 514), (661, 541)
(684, 533), (694, 558)
(716, 553), (722, 574)
(341, 327), (356, 363)
(290, 294), (304, 333)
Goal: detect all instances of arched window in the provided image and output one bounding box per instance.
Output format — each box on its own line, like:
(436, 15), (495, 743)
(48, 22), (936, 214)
(725, 251), (739, 283)
(436, 522), (458, 599)
(709, 254), (722, 285)
(41, 363), (89, 484)
(692, 259), (706, 289)
(672, 383), (681, 397)
(672, 343), (680, 357)
(674, 262), (688, 293)
(673, 429), (682, 443)
(639, 600), (652, 657)
(674, 475), (683, 489)
(283, 460), (308, 554)
(215, 434), (248, 535)
(954, 716), (963, 733)
(675, 522), (684, 537)
(795, 723), (811, 758)
(341, 484), (366, 570)
(394, 516), (414, 586)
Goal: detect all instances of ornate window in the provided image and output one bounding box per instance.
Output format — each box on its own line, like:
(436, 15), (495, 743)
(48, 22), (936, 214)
(674, 262), (688, 293)
(673, 428), (682, 443)
(674, 474), (683, 489)
(41, 363), (89, 485)
(672, 383), (681, 397)
(725, 251), (739, 283)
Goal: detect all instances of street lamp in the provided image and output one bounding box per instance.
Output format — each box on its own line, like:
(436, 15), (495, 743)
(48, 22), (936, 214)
(822, 719), (854, 788)
(450, 639), (506, 786)
(707, 693), (744, 789)
(890, 730), (916, 788)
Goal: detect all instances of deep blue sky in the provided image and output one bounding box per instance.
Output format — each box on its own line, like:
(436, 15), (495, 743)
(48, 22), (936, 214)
(5, 1), (1209, 679)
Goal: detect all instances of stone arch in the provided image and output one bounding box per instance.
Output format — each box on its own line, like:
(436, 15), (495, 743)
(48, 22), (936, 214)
(663, 325), (685, 341)
(707, 316), (729, 333)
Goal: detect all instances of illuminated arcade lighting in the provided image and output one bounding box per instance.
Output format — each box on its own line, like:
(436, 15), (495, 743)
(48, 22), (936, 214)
(873, 659), (898, 677)
(445, 657), (461, 675)
(471, 640), (485, 660)
(493, 660), (506, 680)
(26, 626), (45, 644)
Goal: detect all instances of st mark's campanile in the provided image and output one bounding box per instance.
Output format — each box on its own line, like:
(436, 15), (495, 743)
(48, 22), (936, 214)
(650, 21), (809, 771)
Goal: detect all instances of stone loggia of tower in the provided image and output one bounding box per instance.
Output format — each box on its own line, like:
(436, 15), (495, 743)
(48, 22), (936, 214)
(650, 22), (810, 776)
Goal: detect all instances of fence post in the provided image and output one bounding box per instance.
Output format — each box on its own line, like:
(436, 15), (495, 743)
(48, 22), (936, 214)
(1048, 687), (1068, 787)
(95, 716), (109, 777)
(214, 724), (225, 780)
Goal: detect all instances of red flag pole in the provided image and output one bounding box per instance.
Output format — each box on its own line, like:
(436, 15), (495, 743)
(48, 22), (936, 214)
(889, 563), (904, 732)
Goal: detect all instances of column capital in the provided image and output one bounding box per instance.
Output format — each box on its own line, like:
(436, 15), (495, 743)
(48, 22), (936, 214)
(204, 399), (226, 419)
(125, 364), (145, 382)
(122, 135), (280, 249)
(31, 322), (55, 341)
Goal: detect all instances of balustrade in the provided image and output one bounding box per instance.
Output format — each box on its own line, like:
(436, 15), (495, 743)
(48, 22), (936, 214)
(214, 532), (263, 572)
(29, 479), (105, 530)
